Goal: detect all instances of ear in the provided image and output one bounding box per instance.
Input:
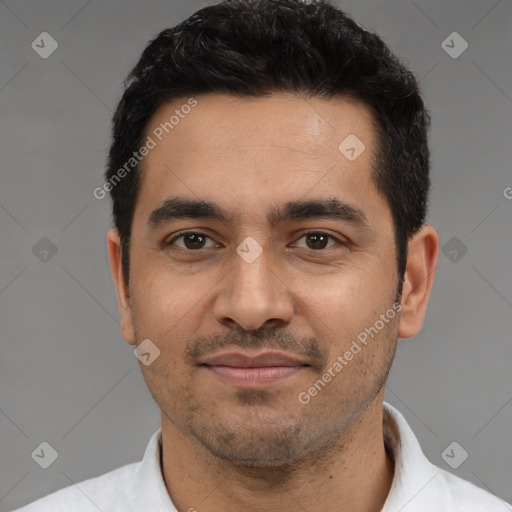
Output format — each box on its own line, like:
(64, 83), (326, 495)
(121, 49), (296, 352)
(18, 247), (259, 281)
(107, 228), (136, 345)
(398, 224), (439, 339)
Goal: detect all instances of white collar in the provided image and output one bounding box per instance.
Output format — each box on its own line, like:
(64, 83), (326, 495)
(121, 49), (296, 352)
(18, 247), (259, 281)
(128, 402), (509, 511)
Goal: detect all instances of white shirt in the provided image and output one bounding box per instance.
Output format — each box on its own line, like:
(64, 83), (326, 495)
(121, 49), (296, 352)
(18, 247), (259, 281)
(11, 402), (511, 512)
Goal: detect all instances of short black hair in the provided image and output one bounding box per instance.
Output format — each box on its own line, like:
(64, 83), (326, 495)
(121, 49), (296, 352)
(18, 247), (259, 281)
(105, 0), (431, 295)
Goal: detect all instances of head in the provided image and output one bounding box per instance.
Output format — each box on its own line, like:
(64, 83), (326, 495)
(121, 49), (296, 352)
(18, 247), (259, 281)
(105, 0), (438, 467)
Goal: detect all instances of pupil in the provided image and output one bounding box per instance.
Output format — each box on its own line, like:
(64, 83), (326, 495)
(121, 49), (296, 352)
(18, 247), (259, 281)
(185, 234), (204, 249)
(308, 233), (327, 250)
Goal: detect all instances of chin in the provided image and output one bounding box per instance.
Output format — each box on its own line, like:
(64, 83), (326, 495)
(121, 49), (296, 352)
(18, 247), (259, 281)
(197, 436), (307, 468)
(186, 413), (323, 468)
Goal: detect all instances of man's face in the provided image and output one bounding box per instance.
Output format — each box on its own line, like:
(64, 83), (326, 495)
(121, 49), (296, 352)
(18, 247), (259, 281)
(121, 93), (400, 466)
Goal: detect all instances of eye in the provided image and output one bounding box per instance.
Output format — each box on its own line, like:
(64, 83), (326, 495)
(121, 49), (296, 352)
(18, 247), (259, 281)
(292, 231), (343, 250)
(165, 231), (219, 250)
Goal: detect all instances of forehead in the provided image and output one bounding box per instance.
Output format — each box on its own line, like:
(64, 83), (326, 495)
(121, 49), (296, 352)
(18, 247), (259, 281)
(144, 92), (377, 159)
(134, 92), (384, 225)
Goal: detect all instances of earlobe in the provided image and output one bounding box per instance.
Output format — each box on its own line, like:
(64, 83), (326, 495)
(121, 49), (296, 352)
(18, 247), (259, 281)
(397, 225), (439, 339)
(106, 228), (136, 345)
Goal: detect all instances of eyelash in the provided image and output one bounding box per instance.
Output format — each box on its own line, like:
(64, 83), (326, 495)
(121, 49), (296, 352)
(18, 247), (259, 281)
(165, 231), (345, 251)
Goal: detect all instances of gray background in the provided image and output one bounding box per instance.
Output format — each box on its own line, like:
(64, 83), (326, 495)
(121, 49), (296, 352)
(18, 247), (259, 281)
(1, 0), (511, 509)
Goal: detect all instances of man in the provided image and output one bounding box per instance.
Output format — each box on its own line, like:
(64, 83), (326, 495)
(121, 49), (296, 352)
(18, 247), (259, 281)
(13, 0), (510, 511)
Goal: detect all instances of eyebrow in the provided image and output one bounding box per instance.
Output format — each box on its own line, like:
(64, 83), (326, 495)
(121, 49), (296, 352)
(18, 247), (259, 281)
(147, 196), (369, 230)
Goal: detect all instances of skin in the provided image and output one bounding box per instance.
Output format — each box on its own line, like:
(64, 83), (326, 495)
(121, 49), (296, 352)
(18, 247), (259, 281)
(107, 92), (439, 512)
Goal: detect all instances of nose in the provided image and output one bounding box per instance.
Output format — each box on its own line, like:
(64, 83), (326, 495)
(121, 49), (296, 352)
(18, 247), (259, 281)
(213, 243), (294, 331)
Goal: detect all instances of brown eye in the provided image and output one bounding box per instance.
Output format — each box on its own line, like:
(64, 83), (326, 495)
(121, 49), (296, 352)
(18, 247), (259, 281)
(166, 232), (217, 250)
(305, 233), (330, 250)
(293, 232), (341, 250)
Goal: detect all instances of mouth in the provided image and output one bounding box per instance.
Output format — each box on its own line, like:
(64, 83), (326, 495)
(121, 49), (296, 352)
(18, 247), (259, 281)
(199, 351), (311, 387)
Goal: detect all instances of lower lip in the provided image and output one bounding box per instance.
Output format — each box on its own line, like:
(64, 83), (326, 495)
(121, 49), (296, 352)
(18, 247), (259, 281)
(205, 365), (306, 386)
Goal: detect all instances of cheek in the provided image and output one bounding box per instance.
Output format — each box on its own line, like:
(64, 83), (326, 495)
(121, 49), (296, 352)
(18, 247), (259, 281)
(130, 268), (201, 333)
(299, 257), (398, 365)
(296, 258), (393, 326)
(129, 271), (208, 377)
(307, 316), (398, 411)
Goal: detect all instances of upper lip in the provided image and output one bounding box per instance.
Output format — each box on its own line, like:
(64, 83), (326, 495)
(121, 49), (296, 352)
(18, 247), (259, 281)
(200, 351), (310, 368)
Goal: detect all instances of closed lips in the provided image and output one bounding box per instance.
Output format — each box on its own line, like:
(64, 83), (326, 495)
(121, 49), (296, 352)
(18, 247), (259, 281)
(199, 352), (310, 368)
(198, 352), (311, 387)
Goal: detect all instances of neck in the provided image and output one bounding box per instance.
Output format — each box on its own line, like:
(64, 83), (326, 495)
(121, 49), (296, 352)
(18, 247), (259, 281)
(160, 393), (395, 512)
